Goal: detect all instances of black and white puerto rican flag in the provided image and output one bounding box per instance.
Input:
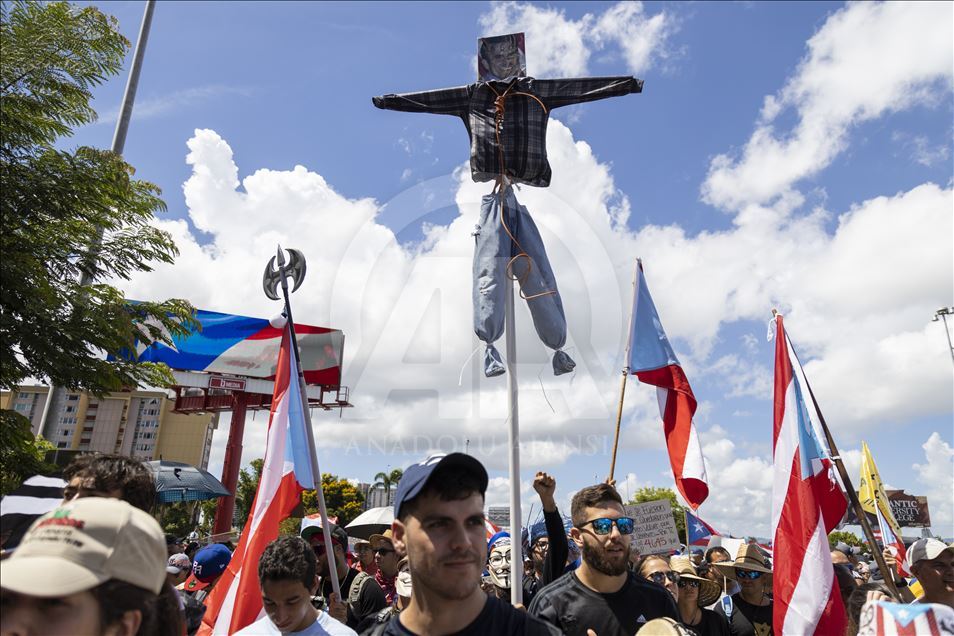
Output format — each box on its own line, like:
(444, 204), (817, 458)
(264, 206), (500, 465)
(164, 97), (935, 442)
(1, 475), (65, 550)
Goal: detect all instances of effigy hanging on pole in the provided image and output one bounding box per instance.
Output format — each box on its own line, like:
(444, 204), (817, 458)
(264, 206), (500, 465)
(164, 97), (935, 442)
(373, 32), (643, 378)
(373, 33), (643, 606)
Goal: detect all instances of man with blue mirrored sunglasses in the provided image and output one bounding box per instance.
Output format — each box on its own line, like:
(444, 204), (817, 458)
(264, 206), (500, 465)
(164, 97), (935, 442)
(528, 483), (678, 635)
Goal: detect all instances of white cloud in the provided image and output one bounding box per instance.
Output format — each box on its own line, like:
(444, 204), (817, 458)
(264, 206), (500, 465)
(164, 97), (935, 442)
(478, 1), (674, 77)
(702, 2), (954, 211)
(125, 115), (951, 534)
(913, 432), (954, 535)
(705, 354), (772, 399)
(891, 131), (952, 167)
(122, 1), (954, 530)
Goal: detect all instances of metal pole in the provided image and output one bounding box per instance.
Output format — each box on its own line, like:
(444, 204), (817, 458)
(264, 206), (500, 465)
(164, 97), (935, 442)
(40, 0), (157, 442)
(933, 308), (954, 367)
(505, 275), (523, 606)
(213, 391), (247, 535)
(275, 248), (342, 603)
(609, 259), (640, 481)
(109, 0), (156, 159)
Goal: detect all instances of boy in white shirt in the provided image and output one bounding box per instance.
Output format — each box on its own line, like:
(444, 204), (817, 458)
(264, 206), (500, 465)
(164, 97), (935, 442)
(236, 536), (355, 636)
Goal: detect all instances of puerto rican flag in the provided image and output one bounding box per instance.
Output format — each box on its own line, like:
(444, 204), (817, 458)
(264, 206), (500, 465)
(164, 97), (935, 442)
(686, 510), (721, 546)
(131, 307), (343, 386)
(628, 262), (708, 509)
(199, 322), (318, 634)
(875, 500), (910, 578)
(771, 314), (848, 635)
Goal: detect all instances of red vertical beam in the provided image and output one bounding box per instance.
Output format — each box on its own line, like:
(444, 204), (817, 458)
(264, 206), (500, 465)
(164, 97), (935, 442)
(213, 391), (248, 535)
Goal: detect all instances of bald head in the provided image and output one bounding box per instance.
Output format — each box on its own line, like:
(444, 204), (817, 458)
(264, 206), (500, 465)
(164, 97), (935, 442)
(831, 550), (851, 566)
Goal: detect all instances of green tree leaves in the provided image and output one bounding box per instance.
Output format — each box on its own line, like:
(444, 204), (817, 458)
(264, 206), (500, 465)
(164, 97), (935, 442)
(0, 1), (195, 394)
(0, 409), (56, 497)
(628, 486), (688, 538)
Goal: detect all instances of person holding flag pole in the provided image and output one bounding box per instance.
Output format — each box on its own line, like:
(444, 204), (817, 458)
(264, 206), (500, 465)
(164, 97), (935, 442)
(199, 247), (346, 634)
(608, 259), (708, 511)
(859, 441), (916, 596)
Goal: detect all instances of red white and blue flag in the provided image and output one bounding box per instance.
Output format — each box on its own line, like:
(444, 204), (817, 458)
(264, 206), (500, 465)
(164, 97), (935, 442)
(200, 323), (318, 635)
(685, 509), (721, 546)
(131, 307), (343, 386)
(628, 263), (708, 509)
(771, 314), (848, 635)
(875, 500), (911, 578)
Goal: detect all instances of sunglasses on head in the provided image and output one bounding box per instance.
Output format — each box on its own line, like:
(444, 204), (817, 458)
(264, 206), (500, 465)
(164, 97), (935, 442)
(736, 569), (764, 580)
(578, 517), (635, 535)
(648, 571), (680, 585)
(677, 578), (701, 589)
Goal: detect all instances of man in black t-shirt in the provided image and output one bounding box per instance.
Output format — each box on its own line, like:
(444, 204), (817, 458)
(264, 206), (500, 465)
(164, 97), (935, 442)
(369, 452), (559, 636)
(305, 521), (387, 630)
(528, 483), (679, 635)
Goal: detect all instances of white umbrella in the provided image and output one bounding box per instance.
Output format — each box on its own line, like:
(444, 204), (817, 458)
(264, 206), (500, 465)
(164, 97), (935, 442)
(345, 506), (394, 540)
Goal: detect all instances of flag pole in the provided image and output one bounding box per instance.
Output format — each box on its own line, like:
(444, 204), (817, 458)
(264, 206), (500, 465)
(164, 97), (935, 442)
(504, 274), (524, 606)
(773, 310), (899, 599)
(609, 259), (640, 481)
(684, 509), (691, 552)
(273, 246), (343, 603)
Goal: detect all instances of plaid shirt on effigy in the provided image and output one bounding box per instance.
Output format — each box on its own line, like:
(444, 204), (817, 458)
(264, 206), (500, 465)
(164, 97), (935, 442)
(373, 76), (642, 187)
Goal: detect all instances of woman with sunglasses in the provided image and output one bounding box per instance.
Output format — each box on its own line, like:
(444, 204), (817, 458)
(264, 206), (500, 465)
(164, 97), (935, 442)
(637, 555), (680, 602)
(711, 545), (774, 636)
(669, 556), (730, 636)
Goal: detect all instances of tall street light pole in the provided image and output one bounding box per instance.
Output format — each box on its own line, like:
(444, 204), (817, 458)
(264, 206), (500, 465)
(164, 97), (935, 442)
(39, 1), (157, 444)
(932, 307), (954, 367)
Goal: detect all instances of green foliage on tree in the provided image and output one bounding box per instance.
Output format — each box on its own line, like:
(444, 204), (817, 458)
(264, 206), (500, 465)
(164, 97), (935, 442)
(628, 486), (688, 539)
(0, 409), (56, 496)
(0, 1), (195, 394)
(829, 530), (869, 553)
(197, 499), (218, 536)
(158, 501), (197, 538)
(233, 460), (366, 535)
(372, 467), (403, 502)
(234, 458), (264, 529)
(303, 473), (366, 527)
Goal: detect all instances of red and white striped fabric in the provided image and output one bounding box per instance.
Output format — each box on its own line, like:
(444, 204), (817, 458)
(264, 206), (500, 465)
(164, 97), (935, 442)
(771, 314), (848, 635)
(875, 503), (910, 578)
(628, 262), (708, 509)
(484, 517), (501, 541)
(200, 323), (318, 635)
(857, 600), (954, 636)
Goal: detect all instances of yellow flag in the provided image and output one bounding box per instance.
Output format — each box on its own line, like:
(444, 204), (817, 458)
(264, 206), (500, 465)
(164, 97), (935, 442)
(859, 441), (904, 540)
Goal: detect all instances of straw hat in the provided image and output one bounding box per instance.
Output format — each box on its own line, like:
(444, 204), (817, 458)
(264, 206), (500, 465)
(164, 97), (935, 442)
(670, 556), (721, 607)
(711, 543), (772, 583)
(369, 529), (394, 550)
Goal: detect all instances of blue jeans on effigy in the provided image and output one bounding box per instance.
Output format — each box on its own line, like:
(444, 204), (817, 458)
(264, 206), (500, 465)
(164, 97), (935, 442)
(472, 187), (576, 377)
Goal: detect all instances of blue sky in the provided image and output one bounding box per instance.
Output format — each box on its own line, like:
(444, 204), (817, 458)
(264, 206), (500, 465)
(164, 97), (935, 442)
(72, 1), (953, 538)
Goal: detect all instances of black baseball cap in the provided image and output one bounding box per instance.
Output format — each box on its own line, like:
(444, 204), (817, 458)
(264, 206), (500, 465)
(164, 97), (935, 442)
(393, 453), (488, 518)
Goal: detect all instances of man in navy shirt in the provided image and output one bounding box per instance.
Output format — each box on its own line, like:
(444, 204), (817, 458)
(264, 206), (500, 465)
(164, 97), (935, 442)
(372, 453), (558, 636)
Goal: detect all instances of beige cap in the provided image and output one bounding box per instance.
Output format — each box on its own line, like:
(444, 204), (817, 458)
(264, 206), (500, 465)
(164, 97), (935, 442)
(0, 497), (166, 596)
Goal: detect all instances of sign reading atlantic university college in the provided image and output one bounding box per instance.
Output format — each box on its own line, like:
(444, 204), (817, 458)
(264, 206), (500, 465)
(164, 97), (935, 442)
(885, 490), (931, 527)
(847, 489), (931, 528)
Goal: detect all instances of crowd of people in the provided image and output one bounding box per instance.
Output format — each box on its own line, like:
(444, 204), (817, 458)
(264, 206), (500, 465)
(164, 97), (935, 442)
(1, 451), (952, 636)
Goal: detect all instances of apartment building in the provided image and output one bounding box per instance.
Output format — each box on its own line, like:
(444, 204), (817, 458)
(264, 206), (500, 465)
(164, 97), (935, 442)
(1, 386), (217, 469)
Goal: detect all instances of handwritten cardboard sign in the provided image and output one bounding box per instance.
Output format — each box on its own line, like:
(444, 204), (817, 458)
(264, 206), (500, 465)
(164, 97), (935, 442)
(625, 499), (681, 555)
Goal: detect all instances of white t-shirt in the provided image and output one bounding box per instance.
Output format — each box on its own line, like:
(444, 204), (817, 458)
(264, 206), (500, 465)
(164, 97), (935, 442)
(233, 611), (357, 636)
